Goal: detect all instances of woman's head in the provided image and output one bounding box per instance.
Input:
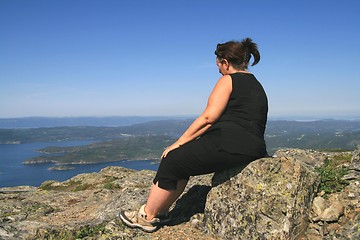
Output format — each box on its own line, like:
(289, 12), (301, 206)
(215, 38), (260, 71)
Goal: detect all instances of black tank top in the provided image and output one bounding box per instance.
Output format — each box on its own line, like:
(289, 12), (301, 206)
(205, 72), (268, 157)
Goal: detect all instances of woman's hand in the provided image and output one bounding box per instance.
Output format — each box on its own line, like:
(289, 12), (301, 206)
(161, 142), (181, 159)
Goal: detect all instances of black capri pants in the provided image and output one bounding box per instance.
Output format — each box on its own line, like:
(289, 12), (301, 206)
(153, 134), (255, 190)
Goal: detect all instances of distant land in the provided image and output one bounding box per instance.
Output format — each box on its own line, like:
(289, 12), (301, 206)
(1, 117), (360, 168)
(1, 115), (359, 129)
(23, 135), (171, 166)
(0, 116), (192, 129)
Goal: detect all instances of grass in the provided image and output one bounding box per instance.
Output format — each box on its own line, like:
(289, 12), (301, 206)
(316, 153), (352, 196)
(103, 181), (121, 190)
(39, 176), (122, 192)
(74, 223), (107, 239)
(39, 180), (92, 192)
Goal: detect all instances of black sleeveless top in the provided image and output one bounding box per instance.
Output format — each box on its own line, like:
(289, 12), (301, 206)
(204, 72), (268, 157)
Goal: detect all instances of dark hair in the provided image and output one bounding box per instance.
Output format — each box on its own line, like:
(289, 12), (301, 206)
(215, 38), (260, 70)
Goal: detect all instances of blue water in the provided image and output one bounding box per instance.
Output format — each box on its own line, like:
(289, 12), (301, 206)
(0, 140), (159, 188)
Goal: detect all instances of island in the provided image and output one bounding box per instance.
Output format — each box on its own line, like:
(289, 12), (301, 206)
(23, 135), (174, 167)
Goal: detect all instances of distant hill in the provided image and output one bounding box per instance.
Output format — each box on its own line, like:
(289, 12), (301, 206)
(0, 119), (194, 144)
(1, 118), (360, 154)
(266, 119), (360, 134)
(0, 116), (191, 129)
(265, 119), (360, 152)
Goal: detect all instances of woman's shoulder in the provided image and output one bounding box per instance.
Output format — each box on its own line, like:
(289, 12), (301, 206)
(216, 74), (232, 86)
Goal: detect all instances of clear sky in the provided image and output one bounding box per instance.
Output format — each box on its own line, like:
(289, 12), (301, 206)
(1, 0), (359, 119)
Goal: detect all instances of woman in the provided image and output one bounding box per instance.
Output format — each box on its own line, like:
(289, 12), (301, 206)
(120, 37), (268, 232)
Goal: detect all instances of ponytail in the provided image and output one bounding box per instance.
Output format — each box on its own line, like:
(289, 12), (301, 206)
(241, 38), (260, 67)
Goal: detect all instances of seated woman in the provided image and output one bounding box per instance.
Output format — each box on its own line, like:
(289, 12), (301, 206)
(120, 37), (268, 232)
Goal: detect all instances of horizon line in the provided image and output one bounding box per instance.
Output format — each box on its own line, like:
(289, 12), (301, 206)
(0, 114), (359, 121)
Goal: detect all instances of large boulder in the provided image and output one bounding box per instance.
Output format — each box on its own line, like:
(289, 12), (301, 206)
(204, 155), (321, 239)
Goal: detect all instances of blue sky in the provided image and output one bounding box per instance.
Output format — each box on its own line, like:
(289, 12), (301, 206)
(1, 0), (359, 119)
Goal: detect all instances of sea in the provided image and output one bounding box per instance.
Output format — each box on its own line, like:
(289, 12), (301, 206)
(0, 140), (160, 188)
(2, 115), (359, 188)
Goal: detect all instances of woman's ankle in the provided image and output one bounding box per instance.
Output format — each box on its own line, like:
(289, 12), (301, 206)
(144, 205), (157, 221)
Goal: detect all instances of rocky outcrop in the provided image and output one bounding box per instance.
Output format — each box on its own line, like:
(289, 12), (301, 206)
(305, 145), (360, 240)
(0, 167), (215, 240)
(0, 147), (359, 240)
(205, 155), (321, 239)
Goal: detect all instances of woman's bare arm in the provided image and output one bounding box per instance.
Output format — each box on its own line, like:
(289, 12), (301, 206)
(161, 75), (232, 158)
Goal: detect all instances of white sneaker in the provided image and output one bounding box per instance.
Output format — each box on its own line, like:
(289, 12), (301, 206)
(119, 204), (160, 232)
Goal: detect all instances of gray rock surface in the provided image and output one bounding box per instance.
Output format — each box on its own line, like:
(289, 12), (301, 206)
(205, 155), (320, 239)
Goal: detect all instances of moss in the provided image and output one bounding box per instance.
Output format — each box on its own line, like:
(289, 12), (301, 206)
(39, 181), (58, 191)
(332, 153), (352, 164)
(34, 222), (108, 239)
(73, 183), (91, 191)
(100, 176), (121, 190)
(74, 223), (106, 238)
(34, 228), (76, 240)
(39, 180), (93, 192)
(103, 181), (121, 190)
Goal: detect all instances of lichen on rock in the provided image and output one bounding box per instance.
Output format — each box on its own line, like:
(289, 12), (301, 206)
(205, 155), (321, 239)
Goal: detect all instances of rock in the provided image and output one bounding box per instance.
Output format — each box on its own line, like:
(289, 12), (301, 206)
(303, 146), (360, 240)
(0, 166), (215, 240)
(325, 222), (340, 235)
(305, 233), (323, 240)
(313, 201), (344, 222)
(312, 196), (327, 217)
(204, 155), (321, 240)
(342, 171), (360, 181)
(272, 148), (328, 168)
(351, 145), (360, 162)
(341, 145), (360, 182)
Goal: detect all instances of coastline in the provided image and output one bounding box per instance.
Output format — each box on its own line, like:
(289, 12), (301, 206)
(0, 139), (160, 188)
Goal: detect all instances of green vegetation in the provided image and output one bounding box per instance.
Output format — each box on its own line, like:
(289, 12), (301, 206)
(39, 180), (92, 192)
(33, 222), (108, 239)
(39, 176), (121, 191)
(38, 181), (58, 191)
(103, 181), (121, 190)
(101, 176), (121, 189)
(24, 135), (174, 165)
(316, 153), (352, 196)
(75, 223), (107, 239)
